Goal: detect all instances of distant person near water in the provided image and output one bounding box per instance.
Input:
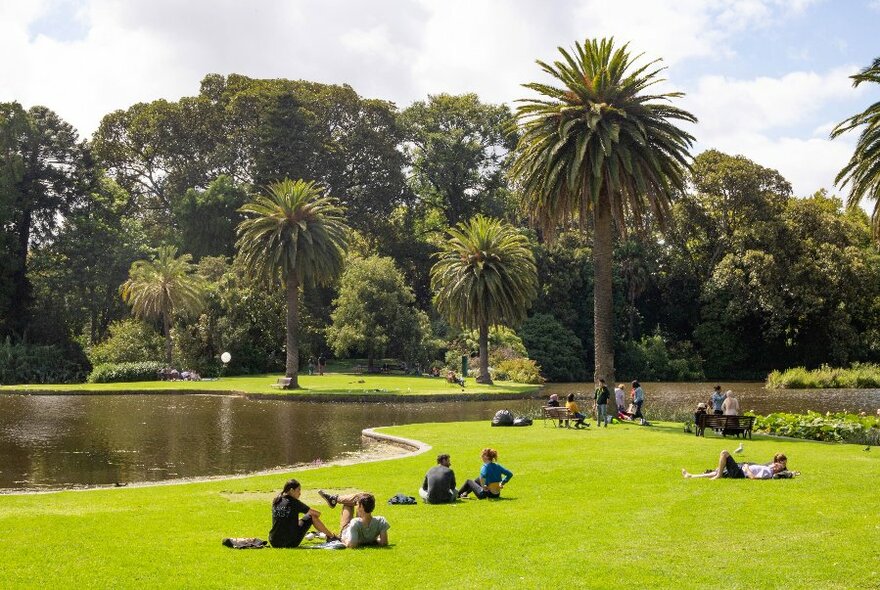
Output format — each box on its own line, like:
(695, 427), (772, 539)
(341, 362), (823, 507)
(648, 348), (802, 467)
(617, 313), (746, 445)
(595, 378), (610, 427)
(631, 381), (646, 425)
(722, 390), (740, 415)
(318, 353), (326, 376)
(420, 453), (457, 504)
(710, 385), (726, 415)
(458, 448), (513, 499)
(614, 383), (626, 416)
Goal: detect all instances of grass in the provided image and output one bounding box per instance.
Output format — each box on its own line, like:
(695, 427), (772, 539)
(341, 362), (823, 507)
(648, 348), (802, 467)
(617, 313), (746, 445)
(0, 421), (877, 588)
(767, 363), (880, 389)
(0, 371), (539, 397)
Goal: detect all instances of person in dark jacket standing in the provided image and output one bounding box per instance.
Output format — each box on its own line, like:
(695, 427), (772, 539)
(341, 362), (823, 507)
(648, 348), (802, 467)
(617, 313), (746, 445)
(419, 453), (457, 503)
(595, 378), (610, 427)
(269, 479), (338, 547)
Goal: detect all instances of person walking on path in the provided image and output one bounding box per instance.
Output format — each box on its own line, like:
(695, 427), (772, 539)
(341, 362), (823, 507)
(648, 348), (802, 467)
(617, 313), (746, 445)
(710, 385), (726, 415)
(420, 454), (457, 504)
(317, 353), (326, 376)
(595, 378), (610, 427)
(317, 490), (390, 548)
(457, 448), (513, 499)
(632, 380), (646, 425)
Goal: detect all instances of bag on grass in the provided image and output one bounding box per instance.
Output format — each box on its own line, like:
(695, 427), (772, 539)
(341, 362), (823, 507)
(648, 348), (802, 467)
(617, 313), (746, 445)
(491, 409), (514, 427)
(222, 537), (267, 549)
(512, 416), (533, 427)
(387, 493), (417, 505)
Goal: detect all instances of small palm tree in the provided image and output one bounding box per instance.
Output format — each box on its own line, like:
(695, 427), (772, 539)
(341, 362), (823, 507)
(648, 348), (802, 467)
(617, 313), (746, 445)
(431, 215), (538, 384)
(832, 57), (880, 237)
(236, 179), (348, 388)
(120, 245), (206, 366)
(511, 38), (695, 383)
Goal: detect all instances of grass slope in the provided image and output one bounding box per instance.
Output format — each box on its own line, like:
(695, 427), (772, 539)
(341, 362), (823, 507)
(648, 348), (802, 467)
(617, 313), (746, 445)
(0, 373), (539, 397)
(0, 422), (877, 589)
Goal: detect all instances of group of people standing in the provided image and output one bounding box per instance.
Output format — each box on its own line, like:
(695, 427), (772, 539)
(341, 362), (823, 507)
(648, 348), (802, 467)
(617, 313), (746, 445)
(697, 385), (740, 416)
(549, 379), (648, 427)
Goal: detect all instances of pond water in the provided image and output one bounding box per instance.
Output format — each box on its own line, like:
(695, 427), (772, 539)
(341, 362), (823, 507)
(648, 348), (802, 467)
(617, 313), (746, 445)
(1, 382), (878, 492)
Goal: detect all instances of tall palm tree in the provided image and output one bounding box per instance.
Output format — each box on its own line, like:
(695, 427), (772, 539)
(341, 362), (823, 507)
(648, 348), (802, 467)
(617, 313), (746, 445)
(511, 38), (696, 383)
(431, 215), (538, 384)
(236, 179), (348, 388)
(832, 57), (880, 237)
(120, 245), (206, 366)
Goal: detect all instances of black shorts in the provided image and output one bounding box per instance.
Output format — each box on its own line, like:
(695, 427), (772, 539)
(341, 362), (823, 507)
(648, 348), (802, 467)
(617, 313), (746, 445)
(722, 455), (745, 479)
(271, 513), (313, 548)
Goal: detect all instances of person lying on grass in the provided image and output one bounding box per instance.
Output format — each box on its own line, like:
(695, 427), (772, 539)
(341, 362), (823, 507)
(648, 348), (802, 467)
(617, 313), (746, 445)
(317, 490), (390, 548)
(682, 451), (796, 480)
(269, 479), (339, 548)
(457, 447), (513, 499)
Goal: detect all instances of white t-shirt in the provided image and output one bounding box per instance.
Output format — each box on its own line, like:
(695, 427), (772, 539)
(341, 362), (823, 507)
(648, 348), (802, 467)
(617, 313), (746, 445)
(743, 463), (773, 479)
(722, 396), (740, 415)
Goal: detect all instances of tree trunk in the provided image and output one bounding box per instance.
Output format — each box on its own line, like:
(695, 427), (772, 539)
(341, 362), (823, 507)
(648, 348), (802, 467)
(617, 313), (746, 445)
(284, 276), (300, 389)
(593, 198), (615, 384)
(163, 313), (173, 367)
(476, 320), (493, 384)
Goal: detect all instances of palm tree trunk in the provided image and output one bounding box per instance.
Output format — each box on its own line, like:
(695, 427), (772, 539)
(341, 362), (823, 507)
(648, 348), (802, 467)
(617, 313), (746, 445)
(163, 313), (173, 367)
(285, 276), (300, 389)
(593, 198), (615, 384)
(476, 320), (492, 384)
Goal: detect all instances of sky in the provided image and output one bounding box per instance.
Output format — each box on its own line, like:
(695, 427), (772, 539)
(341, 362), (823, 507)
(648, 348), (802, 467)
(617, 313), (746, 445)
(2, 0), (879, 197)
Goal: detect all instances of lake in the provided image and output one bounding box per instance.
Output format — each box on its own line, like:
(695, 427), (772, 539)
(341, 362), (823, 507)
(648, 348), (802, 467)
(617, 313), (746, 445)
(1, 381), (878, 491)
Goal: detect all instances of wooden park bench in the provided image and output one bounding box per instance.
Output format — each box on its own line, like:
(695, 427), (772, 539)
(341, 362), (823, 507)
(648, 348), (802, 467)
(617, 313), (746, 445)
(695, 414), (755, 439)
(542, 406), (573, 428)
(270, 377), (292, 389)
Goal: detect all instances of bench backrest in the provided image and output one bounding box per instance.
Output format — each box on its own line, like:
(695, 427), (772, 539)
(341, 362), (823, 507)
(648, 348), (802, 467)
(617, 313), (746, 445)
(277, 377), (292, 385)
(543, 406), (571, 418)
(697, 414), (754, 428)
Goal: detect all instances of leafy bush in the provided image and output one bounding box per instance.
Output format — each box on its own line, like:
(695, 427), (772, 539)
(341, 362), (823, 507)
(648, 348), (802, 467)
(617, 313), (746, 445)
(766, 363), (880, 389)
(494, 358), (545, 384)
(519, 314), (588, 382)
(617, 335), (704, 381)
(753, 411), (880, 446)
(88, 361), (165, 383)
(0, 337), (88, 384)
(88, 319), (164, 366)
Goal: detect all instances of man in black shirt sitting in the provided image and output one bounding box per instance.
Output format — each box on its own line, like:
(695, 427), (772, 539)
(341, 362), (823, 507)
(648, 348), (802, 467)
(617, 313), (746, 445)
(419, 454), (457, 504)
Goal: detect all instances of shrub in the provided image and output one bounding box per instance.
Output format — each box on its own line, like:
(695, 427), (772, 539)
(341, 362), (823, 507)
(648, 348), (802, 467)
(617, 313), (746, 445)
(88, 361), (165, 383)
(88, 319), (164, 366)
(617, 335), (704, 381)
(753, 411), (880, 446)
(494, 358), (545, 384)
(519, 314), (588, 382)
(0, 337), (88, 384)
(766, 363), (880, 389)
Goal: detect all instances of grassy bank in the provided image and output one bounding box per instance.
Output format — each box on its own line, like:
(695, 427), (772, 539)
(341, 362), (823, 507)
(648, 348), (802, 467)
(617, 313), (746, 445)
(0, 421), (877, 588)
(0, 372), (540, 397)
(767, 363), (880, 389)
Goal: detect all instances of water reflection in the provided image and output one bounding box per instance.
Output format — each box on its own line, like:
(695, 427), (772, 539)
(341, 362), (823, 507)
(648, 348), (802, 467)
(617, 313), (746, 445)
(1, 382), (878, 491)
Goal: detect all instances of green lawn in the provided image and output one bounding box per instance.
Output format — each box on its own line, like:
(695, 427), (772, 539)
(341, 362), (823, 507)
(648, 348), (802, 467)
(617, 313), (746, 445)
(0, 372), (539, 397)
(0, 421), (877, 588)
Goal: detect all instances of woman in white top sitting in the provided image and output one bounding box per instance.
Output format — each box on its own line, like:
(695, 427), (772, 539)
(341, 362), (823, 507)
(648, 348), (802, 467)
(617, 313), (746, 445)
(682, 451), (790, 480)
(721, 390), (740, 415)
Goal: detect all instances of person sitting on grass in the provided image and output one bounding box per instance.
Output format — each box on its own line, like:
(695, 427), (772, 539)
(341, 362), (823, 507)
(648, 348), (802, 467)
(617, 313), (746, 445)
(457, 447), (513, 499)
(269, 479), (338, 548)
(566, 393), (588, 429)
(317, 490), (390, 548)
(420, 453), (457, 504)
(682, 451), (795, 480)
(446, 369), (465, 387)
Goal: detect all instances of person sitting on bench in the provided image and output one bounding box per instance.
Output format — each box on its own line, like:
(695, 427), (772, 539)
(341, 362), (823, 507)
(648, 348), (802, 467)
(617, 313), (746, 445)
(317, 490), (390, 548)
(566, 393), (587, 429)
(269, 479), (338, 548)
(682, 451), (792, 480)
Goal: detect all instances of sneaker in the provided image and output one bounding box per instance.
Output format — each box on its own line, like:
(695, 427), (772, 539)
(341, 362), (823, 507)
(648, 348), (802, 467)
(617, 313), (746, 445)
(304, 532), (317, 540)
(318, 489), (338, 508)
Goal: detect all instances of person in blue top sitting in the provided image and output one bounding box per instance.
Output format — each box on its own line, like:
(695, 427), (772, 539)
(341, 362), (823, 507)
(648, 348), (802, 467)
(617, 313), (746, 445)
(457, 447), (513, 499)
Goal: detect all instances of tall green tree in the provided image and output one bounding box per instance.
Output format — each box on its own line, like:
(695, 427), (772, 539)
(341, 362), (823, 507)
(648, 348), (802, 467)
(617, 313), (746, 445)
(327, 255), (435, 368)
(431, 215), (538, 384)
(0, 102), (90, 337)
(120, 245), (206, 365)
(511, 38), (696, 383)
(235, 179), (348, 387)
(832, 57), (880, 237)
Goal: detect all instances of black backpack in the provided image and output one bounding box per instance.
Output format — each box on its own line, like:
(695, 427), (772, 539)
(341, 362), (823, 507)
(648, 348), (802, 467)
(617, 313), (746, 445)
(512, 416), (533, 427)
(491, 409), (515, 426)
